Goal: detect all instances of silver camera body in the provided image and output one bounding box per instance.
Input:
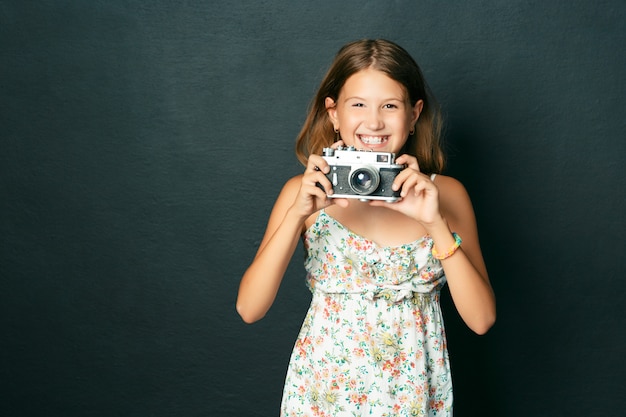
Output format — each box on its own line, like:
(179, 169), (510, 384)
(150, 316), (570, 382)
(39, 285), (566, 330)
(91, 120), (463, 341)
(321, 146), (404, 202)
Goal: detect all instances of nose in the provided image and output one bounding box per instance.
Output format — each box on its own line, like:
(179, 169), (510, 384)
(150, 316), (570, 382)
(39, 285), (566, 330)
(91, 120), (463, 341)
(365, 108), (384, 130)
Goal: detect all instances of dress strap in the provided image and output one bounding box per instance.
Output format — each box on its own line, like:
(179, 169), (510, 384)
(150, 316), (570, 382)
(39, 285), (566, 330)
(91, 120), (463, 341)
(430, 173), (437, 181)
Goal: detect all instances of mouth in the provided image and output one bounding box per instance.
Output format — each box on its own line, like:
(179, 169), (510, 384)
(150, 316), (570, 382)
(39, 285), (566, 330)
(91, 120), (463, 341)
(358, 135), (389, 146)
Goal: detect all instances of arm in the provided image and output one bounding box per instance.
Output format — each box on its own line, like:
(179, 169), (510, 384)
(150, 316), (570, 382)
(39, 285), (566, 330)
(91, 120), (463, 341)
(236, 176), (307, 324)
(428, 176), (496, 335)
(236, 153), (347, 324)
(373, 155), (496, 334)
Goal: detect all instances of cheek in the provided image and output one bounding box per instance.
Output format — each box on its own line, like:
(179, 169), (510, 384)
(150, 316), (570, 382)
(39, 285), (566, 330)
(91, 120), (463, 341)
(340, 113), (360, 128)
(392, 115), (412, 131)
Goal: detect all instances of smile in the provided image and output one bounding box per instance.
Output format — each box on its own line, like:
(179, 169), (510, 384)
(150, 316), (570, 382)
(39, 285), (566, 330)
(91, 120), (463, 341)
(358, 135), (388, 145)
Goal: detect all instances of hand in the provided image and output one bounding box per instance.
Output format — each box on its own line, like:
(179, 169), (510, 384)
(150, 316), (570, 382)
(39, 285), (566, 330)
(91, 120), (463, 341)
(369, 154), (442, 226)
(291, 142), (349, 218)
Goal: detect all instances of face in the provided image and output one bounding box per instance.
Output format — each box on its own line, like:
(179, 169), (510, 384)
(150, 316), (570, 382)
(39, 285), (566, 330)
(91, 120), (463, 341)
(326, 68), (423, 153)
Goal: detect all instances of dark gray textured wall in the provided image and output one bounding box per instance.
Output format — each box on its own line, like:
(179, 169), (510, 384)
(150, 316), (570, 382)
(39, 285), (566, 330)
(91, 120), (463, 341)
(2, 1), (625, 416)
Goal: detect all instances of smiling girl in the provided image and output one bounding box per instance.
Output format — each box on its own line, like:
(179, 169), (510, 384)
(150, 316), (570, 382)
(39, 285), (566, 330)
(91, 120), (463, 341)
(237, 39), (496, 417)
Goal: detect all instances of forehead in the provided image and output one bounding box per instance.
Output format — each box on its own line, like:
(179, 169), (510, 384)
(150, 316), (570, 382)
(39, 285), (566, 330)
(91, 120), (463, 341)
(340, 68), (407, 100)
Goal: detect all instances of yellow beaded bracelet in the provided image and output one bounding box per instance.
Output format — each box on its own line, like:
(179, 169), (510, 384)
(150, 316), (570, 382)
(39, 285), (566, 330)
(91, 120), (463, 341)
(431, 233), (462, 260)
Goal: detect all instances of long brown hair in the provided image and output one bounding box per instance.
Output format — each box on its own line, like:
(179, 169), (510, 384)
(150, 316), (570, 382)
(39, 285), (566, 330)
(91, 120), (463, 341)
(295, 39), (445, 174)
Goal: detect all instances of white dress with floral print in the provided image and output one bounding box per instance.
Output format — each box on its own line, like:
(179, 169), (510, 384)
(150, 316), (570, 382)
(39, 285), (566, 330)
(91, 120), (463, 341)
(281, 210), (452, 417)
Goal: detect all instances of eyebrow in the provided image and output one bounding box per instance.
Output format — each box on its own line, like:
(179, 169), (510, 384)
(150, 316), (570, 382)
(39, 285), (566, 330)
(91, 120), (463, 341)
(343, 96), (405, 102)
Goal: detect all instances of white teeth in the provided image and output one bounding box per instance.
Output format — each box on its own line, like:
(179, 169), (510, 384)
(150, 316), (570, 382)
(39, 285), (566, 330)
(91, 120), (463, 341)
(359, 135), (387, 145)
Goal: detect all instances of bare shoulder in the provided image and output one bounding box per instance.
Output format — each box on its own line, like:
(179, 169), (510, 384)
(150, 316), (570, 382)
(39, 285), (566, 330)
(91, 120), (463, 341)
(432, 174), (489, 281)
(254, 174), (304, 254)
(432, 174), (476, 229)
(279, 174), (303, 199)
(272, 174), (303, 210)
(433, 174), (471, 201)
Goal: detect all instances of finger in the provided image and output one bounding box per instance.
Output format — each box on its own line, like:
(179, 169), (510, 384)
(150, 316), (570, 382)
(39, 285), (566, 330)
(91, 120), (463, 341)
(304, 171), (333, 195)
(391, 168), (419, 192)
(308, 184), (331, 201)
(411, 178), (431, 198)
(400, 175), (420, 198)
(299, 181), (331, 206)
(331, 139), (345, 149)
(307, 154), (330, 173)
(395, 154), (420, 171)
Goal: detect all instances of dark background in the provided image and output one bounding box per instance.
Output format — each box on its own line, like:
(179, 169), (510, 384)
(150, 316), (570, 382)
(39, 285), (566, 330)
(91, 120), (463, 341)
(2, 1), (625, 416)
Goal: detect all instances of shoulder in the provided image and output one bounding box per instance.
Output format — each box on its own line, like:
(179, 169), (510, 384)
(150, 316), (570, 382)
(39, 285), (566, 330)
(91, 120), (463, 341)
(432, 174), (469, 199)
(269, 174), (304, 217)
(279, 174), (304, 199)
(432, 174), (476, 228)
(259, 174), (306, 240)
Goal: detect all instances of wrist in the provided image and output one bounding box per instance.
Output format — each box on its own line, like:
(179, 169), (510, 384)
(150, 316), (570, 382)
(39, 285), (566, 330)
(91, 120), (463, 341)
(286, 205), (307, 222)
(285, 205), (314, 231)
(431, 232), (462, 260)
(422, 214), (448, 235)
(423, 217), (462, 260)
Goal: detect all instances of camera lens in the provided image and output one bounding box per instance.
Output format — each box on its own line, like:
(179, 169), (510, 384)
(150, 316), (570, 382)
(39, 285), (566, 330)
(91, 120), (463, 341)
(349, 167), (380, 195)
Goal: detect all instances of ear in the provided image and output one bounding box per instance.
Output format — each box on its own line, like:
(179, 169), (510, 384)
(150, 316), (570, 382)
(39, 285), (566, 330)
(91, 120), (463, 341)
(325, 97), (338, 128)
(411, 99), (424, 126)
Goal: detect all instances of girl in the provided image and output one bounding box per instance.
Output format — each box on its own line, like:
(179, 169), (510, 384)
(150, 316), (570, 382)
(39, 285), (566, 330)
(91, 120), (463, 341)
(237, 39), (495, 416)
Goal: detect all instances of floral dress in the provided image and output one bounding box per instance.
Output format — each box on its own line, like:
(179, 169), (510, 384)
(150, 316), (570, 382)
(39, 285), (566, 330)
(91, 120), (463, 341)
(280, 210), (452, 417)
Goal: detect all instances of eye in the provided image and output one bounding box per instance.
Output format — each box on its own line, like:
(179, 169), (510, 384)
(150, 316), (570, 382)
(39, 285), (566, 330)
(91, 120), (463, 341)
(383, 103), (398, 109)
(351, 103), (365, 108)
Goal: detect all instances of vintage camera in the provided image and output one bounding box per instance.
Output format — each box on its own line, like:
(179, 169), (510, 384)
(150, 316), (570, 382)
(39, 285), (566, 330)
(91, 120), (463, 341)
(321, 146), (404, 202)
